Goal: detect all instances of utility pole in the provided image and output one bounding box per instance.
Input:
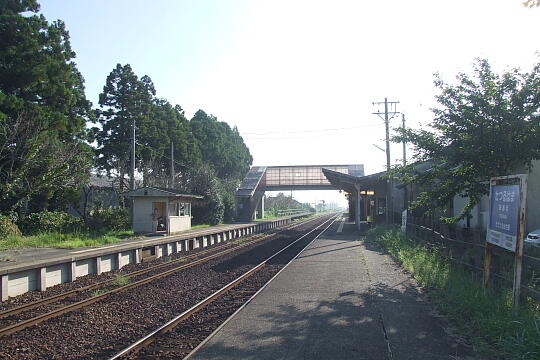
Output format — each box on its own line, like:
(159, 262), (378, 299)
(129, 116), (136, 228)
(402, 113), (408, 213)
(372, 97), (400, 224)
(130, 117), (136, 190)
(402, 113), (406, 167)
(170, 142), (175, 188)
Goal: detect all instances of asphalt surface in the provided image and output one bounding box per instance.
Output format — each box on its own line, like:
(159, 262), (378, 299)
(188, 218), (475, 360)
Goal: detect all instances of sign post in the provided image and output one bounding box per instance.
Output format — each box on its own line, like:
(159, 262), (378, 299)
(485, 174), (527, 313)
(401, 209), (407, 233)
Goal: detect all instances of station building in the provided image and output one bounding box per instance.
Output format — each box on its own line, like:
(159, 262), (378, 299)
(124, 187), (203, 235)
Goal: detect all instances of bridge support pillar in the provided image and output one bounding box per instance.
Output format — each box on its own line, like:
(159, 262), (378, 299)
(256, 195), (265, 219)
(236, 191), (264, 222)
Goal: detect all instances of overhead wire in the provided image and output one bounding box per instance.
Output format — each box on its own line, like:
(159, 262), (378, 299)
(241, 122), (384, 136)
(135, 140), (192, 171)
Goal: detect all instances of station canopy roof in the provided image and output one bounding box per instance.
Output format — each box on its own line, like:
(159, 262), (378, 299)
(322, 168), (387, 194)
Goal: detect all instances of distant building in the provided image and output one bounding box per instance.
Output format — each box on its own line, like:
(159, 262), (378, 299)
(68, 174), (124, 217)
(451, 159), (540, 233)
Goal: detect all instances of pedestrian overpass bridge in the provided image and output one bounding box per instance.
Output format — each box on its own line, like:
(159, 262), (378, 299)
(235, 164), (364, 221)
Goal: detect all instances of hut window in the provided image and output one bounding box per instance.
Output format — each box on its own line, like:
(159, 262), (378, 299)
(169, 203), (179, 216)
(179, 203), (185, 216)
(169, 203), (191, 217)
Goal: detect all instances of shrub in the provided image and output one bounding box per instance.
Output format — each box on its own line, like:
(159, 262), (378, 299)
(88, 207), (130, 232)
(19, 211), (86, 235)
(0, 215), (22, 238)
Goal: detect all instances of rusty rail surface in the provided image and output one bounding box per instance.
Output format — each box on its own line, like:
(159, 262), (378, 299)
(0, 214), (323, 337)
(109, 214), (338, 360)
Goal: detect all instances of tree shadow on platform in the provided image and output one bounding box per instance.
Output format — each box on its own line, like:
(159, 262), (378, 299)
(192, 280), (474, 360)
(295, 243), (364, 260)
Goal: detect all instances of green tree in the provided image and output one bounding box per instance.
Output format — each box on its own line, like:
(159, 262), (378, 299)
(393, 58), (540, 221)
(0, 0), (94, 212)
(95, 64), (154, 181)
(265, 193), (313, 214)
(139, 100), (202, 187)
(95, 65), (202, 188)
(190, 110), (252, 181)
(187, 164), (224, 225)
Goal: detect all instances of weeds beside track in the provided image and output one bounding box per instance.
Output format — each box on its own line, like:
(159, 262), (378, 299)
(365, 226), (540, 360)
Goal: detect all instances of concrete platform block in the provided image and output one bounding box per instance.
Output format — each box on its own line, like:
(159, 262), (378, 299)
(37, 267), (46, 291)
(100, 254), (115, 273)
(75, 258), (96, 277)
(46, 263), (69, 288)
(69, 261), (76, 282)
(116, 252), (122, 269)
(120, 251), (132, 268)
(96, 256), (102, 275)
(163, 243), (170, 257)
(1, 274), (8, 301)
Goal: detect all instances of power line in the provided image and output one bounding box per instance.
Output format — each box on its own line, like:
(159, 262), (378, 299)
(241, 123), (384, 136)
(135, 141), (191, 171)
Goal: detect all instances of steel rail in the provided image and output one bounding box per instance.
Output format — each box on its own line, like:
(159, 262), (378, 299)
(184, 214), (340, 360)
(0, 215), (325, 337)
(0, 215), (320, 320)
(109, 214), (338, 360)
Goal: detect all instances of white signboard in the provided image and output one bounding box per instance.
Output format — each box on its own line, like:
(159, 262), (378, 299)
(486, 184), (520, 252)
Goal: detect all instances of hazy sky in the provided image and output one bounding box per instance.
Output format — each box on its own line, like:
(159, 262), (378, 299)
(38, 0), (539, 206)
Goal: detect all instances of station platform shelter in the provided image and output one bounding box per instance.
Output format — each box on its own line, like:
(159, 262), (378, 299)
(321, 168), (404, 230)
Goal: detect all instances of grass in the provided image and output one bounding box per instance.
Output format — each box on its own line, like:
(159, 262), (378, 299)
(191, 224), (218, 229)
(0, 230), (134, 250)
(111, 275), (130, 286)
(90, 289), (108, 297)
(365, 226), (540, 360)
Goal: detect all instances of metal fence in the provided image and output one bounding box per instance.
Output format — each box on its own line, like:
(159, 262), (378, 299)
(406, 217), (540, 302)
(274, 209), (313, 216)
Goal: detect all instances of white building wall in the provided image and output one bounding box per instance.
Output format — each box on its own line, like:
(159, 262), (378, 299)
(452, 160), (539, 232)
(526, 160), (540, 233)
(133, 197), (165, 233)
(169, 215), (191, 233)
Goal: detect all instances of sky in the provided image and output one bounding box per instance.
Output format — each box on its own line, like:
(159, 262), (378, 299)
(38, 0), (539, 207)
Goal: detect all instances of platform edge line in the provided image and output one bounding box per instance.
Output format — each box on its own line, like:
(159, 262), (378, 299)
(183, 214), (338, 360)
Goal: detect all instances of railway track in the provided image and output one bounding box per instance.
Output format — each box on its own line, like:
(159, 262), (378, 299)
(112, 215), (338, 360)
(0, 214), (322, 337)
(0, 213), (337, 360)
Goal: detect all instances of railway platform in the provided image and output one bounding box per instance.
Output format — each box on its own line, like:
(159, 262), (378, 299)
(0, 214), (309, 301)
(187, 219), (474, 360)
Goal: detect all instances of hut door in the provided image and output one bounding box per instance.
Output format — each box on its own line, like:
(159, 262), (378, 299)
(152, 202), (166, 231)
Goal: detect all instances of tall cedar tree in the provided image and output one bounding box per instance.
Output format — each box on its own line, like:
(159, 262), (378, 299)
(393, 58), (540, 222)
(0, 0), (94, 212)
(95, 64), (154, 181)
(95, 64), (201, 187)
(190, 110), (252, 181)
